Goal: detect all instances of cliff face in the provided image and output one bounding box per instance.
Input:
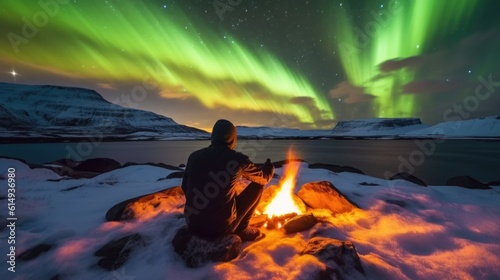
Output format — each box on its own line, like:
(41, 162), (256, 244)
(0, 83), (208, 139)
(332, 118), (427, 136)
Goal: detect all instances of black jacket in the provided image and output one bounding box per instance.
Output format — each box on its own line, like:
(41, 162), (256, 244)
(181, 119), (272, 236)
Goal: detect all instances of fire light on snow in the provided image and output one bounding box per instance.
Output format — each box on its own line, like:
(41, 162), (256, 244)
(262, 150), (304, 219)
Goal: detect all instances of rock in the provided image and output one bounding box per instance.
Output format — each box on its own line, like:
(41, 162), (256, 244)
(74, 158), (121, 173)
(488, 180), (500, 186)
(298, 181), (359, 214)
(166, 171), (185, 179)
(283, 213), (318, 233)
(389, 172), (427, 187)
(53, 158), (79, 168)
(384, 199), (406, 208)
(105, 186), (184, 221)
(309, 163), (364, 175)
(95, 233), (145, 271)
(60, 184), (84, 192)
(302, 237), (365, 278)
(172, 226), (241, 268)
(122, 162), (183, 171)
(256, 184), (307, 214)
(18, 243), (54, 262)
(359, 182), (379, 186)
(446, 176), (491, 190)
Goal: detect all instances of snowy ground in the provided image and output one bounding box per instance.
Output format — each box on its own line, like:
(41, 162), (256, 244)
(0, 158), (499, 280)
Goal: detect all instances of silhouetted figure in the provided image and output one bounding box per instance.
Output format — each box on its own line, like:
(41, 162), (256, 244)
(182, 119), (274, 241)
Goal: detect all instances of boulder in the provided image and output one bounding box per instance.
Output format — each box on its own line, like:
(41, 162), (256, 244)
(389, 172), (427, 187)
(74, 158), (121, 173)
(172, 226), (241, 268)
(18, 243), (54, 262)
(95, 233), (145, 271)
(256, 184), (307, 215)
(298, 181), (359, 214)
(446, 176), (491, 190)
(105, 186), (184, 221)
(302, 237), (365, 278)
(309, 163), (364, 175)
(283, 213), (318, 233)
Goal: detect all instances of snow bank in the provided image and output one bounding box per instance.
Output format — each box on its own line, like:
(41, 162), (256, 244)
(0, 158), (499, 279)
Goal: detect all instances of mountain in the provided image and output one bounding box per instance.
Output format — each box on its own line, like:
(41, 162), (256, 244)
(406, 116), (500, 138)
(329, 117), (500, 138)
(331, 118), (429, 137)
(0, 82), (208, 141)
(236, 126), (331, 138)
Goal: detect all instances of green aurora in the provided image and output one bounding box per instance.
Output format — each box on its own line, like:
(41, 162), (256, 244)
(331, 0), (479, 118)
(1, 1), (333, 127)
(1, 0), (498, 129)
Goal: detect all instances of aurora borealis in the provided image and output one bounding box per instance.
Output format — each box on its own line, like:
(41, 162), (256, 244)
(1, 0), (499, 130)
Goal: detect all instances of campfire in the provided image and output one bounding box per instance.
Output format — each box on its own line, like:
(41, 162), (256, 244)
(254, 149), (315, 231)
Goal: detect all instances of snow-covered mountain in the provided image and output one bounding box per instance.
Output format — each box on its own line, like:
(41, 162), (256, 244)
(330, 117), (500, 138)
(0, 82), (208, 141)
(236, 126), (331, 138)
(406, 116), (500, 138)
(331, 118), (429, 137)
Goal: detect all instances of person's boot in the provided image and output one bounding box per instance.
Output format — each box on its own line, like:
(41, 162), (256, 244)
(235, 226), (265, 241)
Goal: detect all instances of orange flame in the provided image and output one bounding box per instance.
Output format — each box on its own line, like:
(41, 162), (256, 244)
(263, 149), (304, 218)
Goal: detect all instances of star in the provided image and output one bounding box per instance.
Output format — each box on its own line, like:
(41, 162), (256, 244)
(10, 70), (17, 81)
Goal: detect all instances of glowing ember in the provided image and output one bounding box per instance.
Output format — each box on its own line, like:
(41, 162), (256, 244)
(262, 150), (304, 218)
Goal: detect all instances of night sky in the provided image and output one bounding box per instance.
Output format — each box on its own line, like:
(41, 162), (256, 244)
(1, 0), (500, 131)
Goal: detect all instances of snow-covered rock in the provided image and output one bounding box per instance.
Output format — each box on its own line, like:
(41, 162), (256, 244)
(0, 82), (208, 140)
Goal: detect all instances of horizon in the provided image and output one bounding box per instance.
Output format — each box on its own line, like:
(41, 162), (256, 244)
(6, 80), (499, 134)
(1, 0), (499, 131)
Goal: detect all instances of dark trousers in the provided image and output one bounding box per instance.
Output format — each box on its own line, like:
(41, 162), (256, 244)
(229, 182), (264, 233)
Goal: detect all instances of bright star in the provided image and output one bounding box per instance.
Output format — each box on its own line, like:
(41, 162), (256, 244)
(10, 70), (17, 81)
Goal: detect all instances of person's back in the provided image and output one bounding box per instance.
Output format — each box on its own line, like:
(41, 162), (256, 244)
(182, 119), (274, 240)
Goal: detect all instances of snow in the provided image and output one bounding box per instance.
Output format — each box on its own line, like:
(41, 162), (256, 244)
(236, 126), (330, 138)
(238, 117), (500, 139)
(1, 158), (499, 279)
(0, 82), (208, 140)
(406, 116), (500, 138)
(331, 118), (429, 137)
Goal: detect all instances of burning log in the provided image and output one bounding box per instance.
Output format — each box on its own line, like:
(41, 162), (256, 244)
(251, 212), (318, 233)
(264, 213), (297, 230)
(283, 213), (317, 233)
(254, 148), (318, 233)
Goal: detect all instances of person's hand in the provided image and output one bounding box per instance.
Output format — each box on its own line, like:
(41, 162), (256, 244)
(262, 158), (275, 178)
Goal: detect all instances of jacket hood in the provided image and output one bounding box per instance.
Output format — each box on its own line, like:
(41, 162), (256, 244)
(211, 119), (237, 149)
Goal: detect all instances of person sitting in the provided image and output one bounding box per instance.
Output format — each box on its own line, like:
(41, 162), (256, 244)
(181, 119), (274, 241)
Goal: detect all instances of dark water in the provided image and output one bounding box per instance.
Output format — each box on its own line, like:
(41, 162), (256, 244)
(1, 139), (499, 185)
